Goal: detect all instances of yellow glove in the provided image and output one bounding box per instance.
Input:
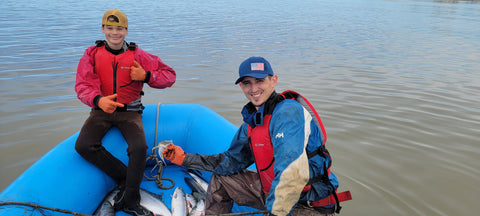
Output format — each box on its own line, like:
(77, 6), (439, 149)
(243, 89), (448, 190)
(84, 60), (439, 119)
(162, 144), (186, 165)
(130, 60), (146, 81)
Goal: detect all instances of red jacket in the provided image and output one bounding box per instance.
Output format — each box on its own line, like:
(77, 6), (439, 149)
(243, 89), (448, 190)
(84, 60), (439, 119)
(75, 43), (176, 107)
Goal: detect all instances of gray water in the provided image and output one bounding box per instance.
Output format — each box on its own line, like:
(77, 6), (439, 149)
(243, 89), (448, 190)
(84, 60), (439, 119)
(1, 0), (479, 215)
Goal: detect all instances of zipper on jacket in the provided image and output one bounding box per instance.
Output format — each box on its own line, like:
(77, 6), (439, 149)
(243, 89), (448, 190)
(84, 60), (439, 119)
(248, 137), (266, 192)
(112, 61), (119, 101)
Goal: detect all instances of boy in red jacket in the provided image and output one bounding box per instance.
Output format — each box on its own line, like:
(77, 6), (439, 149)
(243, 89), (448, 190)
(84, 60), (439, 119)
(74, 9), (176, 216)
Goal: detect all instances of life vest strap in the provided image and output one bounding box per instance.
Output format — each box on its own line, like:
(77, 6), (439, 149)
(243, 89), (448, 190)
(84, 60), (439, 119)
(307, 145), (326, 159)
(307, 190), (352, 207)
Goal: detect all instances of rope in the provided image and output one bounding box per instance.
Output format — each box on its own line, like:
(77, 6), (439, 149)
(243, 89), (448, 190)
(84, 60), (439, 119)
(144, 145), (175, 189)
(0, 202), (267, 216)
(146, 103), (175, 190)
(0, 202), (93, 216)
(154, 102), (161, 153)
(144, 150), (175, 189)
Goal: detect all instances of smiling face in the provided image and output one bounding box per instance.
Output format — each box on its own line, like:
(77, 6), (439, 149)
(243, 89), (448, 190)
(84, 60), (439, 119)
(239, 75), (278, 110)
(101, 17), (128, 50)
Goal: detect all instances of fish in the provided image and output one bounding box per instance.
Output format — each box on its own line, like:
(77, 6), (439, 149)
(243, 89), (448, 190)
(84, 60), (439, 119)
(182, 170), (208, 216)
(171, 187), (187, 216)
(94, 187), (172, 216)
(94, 201), (115, 216)
(155, 140), (173, 165)
(94, 188), (119, 216)
(185, 170), (209, 193)
(189, 199), (205, 216)
(184, 177), (206, 200)
(140, 188), (172, 216)
(185, 193), (197, 214)
(184, 169), (209, 201)
(183, 171), (207, 216)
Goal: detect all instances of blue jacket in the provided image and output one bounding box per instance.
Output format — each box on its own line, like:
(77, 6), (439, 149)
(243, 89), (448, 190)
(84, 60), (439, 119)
(183, 92), (338, 215)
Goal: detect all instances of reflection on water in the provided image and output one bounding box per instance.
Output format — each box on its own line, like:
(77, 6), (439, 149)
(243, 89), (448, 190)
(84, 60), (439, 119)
(1, 0), (479, 215)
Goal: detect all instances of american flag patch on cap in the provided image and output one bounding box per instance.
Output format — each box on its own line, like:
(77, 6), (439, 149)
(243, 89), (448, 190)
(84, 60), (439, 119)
(251, 63), (264, 71)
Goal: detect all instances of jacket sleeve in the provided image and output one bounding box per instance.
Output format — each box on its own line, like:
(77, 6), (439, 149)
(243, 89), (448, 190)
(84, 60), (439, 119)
(182, 123), (254, 175)
(75, 46), (102, 108)
(267, 100), (311, 216)
(134, 48), (176, 89)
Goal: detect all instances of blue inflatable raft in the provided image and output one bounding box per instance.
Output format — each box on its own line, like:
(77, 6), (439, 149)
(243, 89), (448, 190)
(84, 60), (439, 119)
(0, 104), (259, 216)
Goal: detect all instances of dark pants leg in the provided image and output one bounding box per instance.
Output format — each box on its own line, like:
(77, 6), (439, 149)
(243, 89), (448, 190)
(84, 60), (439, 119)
(75, 110), (147, 206)
(115, 111), (147, 206)
(75, 110), (128, 184)
(205, 170), (266, 214)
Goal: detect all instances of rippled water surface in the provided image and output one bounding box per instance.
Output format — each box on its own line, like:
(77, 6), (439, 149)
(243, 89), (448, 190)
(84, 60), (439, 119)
(1, 0), (479, 215)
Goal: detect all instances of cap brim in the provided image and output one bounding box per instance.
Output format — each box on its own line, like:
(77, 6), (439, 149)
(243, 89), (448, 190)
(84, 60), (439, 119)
(235, 73), (269, 84)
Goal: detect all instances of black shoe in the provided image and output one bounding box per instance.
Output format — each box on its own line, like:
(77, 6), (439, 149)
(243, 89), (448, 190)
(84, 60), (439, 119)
(113, 186), (126, 211)
(123, 203), (154, 216)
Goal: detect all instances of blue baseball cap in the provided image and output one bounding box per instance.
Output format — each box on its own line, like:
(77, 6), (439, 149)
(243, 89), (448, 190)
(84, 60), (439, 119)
(235, 56), (274, 84)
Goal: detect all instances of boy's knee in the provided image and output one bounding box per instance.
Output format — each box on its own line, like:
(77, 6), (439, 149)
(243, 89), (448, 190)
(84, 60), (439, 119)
(74, 141), (88, 155)
(128, 144), (147, 156)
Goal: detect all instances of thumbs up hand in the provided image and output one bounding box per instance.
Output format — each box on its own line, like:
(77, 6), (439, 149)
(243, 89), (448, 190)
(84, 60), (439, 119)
(130, 60), (146, 81)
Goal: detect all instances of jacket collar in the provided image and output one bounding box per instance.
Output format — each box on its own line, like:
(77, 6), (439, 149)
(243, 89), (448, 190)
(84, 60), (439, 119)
(241, 91), (283, 128)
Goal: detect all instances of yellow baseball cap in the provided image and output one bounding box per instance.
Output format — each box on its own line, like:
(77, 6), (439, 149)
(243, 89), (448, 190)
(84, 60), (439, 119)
(102, 9), (128, 28)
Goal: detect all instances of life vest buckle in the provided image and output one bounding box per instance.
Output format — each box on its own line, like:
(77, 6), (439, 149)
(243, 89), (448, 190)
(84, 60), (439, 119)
(306, 201), (313, 208)
(95, 40), (105, 47)
(128, 42), (136, 50)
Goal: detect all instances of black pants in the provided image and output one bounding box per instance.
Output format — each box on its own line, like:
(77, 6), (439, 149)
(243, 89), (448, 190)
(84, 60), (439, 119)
(75, 109), (147, 206)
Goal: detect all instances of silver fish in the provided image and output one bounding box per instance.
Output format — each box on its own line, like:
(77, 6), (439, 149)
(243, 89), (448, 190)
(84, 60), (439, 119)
(140, 189), (172, 216)
(171, 187), (187, 216)
(184, 178), (206, 200)
(189, 199), (205, 216)
(94, 188), (119, 216)
(185, 193), (197, 214)
(94, 201), (115, 216)
(155, 140), (173, 165)
(186, 170), (209, 193)
(94, 188), (171, 216)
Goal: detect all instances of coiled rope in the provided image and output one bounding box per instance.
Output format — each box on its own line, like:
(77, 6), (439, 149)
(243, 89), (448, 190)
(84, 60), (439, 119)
(143, 102), (175, 189)
(144, 142), (175, 189)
